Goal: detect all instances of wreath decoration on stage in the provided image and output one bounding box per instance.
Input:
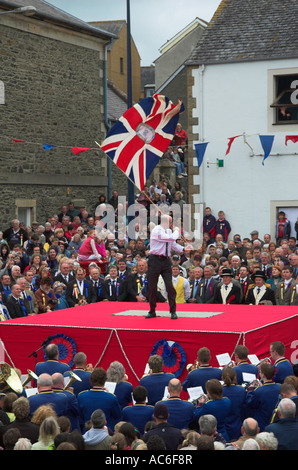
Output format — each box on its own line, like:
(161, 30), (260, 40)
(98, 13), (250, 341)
(150, 339), (186, 378)
(43, 334), (77, 368)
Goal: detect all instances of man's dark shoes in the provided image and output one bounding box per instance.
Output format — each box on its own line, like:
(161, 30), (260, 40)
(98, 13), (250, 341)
(145, 311), (156, 319)
(171, 312), (178, 319)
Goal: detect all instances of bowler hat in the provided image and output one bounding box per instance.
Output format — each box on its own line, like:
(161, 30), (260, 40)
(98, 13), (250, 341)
(251, 270), (267, 281)
(221, 268), (233, 277)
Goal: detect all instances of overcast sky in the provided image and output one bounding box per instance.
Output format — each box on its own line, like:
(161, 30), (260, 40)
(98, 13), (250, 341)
(45, 0), (221, 65)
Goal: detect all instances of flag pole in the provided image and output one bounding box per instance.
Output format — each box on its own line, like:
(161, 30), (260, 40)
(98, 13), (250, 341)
(126, 0), (135, 217)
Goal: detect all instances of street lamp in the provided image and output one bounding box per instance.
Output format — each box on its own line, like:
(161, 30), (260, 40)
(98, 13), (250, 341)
(0, 6), (37, 16)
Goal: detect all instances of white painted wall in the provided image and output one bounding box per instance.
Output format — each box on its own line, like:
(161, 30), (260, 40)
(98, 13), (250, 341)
(192, 59), (298, 241)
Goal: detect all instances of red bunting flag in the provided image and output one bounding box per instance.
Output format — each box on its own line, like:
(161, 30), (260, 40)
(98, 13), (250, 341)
(225, 134), (242, 155)
(71, 147), (91, 155)
(285, 135), (298, 145)
(12, 138), (26, 144)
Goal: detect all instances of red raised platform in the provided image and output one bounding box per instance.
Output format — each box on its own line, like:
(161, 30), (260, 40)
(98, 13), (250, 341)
(0, 302), (297, 391)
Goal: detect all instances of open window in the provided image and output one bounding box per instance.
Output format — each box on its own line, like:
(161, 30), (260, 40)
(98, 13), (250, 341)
(270, 74), (298, 124)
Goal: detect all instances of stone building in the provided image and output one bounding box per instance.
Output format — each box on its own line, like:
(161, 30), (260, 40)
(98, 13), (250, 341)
(0, 0), (115, 228)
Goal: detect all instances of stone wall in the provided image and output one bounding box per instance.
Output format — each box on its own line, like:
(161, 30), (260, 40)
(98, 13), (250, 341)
(0, 23), (107, 227)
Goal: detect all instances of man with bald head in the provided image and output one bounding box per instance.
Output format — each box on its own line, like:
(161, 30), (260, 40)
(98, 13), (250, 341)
(231, 418), (260, 449)
(146, 214), (184, 319)
(155, 378), (195, 430)
(52, 373), (80, 431)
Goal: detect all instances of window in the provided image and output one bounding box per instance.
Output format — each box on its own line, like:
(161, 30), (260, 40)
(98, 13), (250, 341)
(0, 81), (4, 105)
(15, 199), (36, 227)
(270, 74), (298, 124)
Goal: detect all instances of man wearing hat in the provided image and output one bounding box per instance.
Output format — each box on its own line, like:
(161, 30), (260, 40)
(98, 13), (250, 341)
(142, 403), (184, 450)
(213, 268), (242, 304)
(245, 270), (276, 305)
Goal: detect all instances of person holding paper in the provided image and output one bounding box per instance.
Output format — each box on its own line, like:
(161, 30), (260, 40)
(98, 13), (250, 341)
(233, 345), (259, 386)
(182, 347), (222, 394)
(140, 355), (175, 406)
(155, 378), (196, 430)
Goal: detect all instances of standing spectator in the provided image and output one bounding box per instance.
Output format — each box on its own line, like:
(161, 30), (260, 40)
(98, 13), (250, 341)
(203, 207), (217, 242)
(215, 211), (231, 242)
(173, 123), (187, 149)
(142, 403), (184, 451)
(275, 211), (291, 245)
(3, 219), (28, 249)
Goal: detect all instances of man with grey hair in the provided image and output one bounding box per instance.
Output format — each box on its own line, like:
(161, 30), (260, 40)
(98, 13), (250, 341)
(198, 414), (226, 446)
(255, 432), (278, 450)
(83, 409), (112, 450)
(265, 398), (298, 450)
(242, 439), (260, 450)
(28, 373), (68, 418)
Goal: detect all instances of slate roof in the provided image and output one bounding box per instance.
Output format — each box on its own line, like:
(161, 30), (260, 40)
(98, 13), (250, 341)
(0, 0), (116, 40)
(187, 0), (298, 65)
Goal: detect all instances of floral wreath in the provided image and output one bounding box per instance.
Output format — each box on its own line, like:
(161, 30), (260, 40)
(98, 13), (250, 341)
(150, 339), (186, 378)
(43, 333), (77, 368)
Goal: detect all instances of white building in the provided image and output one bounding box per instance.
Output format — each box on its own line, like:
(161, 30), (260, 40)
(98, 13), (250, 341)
(187, 0), (298, 242)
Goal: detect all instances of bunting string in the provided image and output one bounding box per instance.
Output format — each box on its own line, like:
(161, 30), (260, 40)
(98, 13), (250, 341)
(195, 132), (298, 167)
(1, 132), (298, 164)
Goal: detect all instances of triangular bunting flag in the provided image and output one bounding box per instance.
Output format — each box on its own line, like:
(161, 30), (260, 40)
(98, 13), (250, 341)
(259, 135), (274, 165)
(225, 134), (242, 155)
(71, 147), (91, 155)
(43, 144), (55, 150)
(194, 142), (208, 167)
(285, 135), (298, 145)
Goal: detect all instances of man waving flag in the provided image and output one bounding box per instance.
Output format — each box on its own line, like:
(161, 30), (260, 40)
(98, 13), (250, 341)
(100, 93), (184, 191)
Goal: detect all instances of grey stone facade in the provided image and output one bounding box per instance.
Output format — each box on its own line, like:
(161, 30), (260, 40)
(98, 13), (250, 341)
(0, 16), (111, 227)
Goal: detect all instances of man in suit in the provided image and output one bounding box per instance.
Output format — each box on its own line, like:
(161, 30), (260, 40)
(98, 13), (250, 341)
(213, 268), (242, 304)
(54, 259), (75, 285)
(65, 267), (96, 307)
(238, 265), (254, 303)
(6, 283), (26, 318)
(192, 265), (218, 304)
(260, 252), (272, 279)
(88, 265), (104, 302)
(275, 266), (298, 305)
(245, 270), (276, 305)
(16, 277), (38, 315)
(188, 266), (204, 303)
(126, 259), (149, 302)
(101, 265), (127, 301)
(288, 253), (298, 280)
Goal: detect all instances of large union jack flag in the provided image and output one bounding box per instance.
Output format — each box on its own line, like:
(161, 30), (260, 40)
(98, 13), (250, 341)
(100, 93), (184, 191)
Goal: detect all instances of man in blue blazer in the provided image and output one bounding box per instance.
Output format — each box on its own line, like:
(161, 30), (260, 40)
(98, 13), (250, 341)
(265, 398), (298, 450)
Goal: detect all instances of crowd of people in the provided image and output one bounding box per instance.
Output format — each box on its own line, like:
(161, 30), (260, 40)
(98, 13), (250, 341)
(0, 171), (298, 450)
(0, 192), (298, 319)
(0, 341), (297, 451)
